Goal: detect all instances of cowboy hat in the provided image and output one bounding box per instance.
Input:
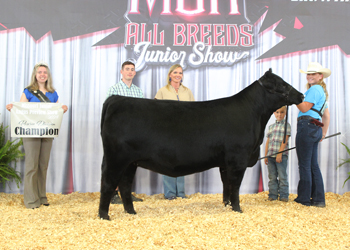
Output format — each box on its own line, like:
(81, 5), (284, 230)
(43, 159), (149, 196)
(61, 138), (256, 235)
(299, 62), (331, 78)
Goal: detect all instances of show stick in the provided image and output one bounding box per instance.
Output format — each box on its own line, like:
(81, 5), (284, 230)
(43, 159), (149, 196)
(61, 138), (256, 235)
(258, 132), (341, 160)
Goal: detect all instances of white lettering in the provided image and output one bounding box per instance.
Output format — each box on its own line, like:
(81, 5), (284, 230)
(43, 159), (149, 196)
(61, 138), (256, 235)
(16, 110), (28, 115)
(47, 110), (58, 115)
(176, 0), (205, 15)
(134, 42), (187, 70)
(21, 103), (38, 108)
(39, 103), (53, 109)
(29, 110), (46, 115)
(130, 0), (243, 15)
(188, 42), (249, 67)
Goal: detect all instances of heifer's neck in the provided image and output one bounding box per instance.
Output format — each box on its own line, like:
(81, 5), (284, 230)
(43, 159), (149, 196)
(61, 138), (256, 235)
(239, 81), (285, 139)
(240, 82), (280, 119)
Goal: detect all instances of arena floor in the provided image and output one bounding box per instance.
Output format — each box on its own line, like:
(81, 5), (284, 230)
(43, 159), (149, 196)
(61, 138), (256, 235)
(1, 191), (349, 249)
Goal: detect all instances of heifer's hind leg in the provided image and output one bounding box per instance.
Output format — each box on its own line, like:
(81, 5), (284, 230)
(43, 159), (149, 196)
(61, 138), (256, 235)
(118, 162), (138, 214)
(99, 155), (124, 220)
(227, 167), (246, 213)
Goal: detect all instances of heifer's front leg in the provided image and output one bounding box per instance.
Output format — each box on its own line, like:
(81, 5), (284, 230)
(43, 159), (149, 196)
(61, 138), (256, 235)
(228, 167), (246, 213)
(119, 162), (138, 214)
(219, 167), (230, 206)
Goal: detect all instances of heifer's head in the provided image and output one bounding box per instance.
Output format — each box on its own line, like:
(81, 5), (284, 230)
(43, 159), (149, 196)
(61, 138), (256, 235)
(258, 68), (304, 106)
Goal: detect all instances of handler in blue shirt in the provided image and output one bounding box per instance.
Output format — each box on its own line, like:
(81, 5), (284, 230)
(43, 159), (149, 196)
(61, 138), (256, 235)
(294, 62), (331, 207)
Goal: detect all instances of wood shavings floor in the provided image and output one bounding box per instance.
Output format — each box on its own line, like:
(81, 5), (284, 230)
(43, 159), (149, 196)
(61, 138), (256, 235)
(1, 191), (349, 249)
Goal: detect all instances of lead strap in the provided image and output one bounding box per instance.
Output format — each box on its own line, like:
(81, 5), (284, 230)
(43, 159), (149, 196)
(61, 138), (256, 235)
(283, 105), (288, 144)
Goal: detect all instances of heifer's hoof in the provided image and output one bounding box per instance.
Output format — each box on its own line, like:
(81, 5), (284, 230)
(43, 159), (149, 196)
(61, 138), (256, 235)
(99, 214), (110, 220)
(232, 208), (243, 213)
(230, 204), (242, 213)
(125, 211), (137, 215)
(124, 209), (137, 215)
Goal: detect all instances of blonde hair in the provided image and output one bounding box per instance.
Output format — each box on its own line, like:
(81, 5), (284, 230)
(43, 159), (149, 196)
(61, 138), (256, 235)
(277, 106), (287, 112)
(166, 64), (188, 91)
(27, 63), (55, 93)
(306, 77), (328, 101)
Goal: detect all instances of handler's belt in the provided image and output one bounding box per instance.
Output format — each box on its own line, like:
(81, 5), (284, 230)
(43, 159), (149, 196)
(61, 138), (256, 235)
(297, 116), (324, 127)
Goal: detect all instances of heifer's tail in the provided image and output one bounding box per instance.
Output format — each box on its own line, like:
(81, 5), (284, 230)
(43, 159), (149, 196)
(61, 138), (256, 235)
(100, 97), (111, 133)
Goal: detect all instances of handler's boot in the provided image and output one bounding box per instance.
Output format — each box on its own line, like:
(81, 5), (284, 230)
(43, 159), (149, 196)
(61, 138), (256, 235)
(111, 191), (143, 203)
(131, 193), (143, 202)
(110, 191), (123, 204)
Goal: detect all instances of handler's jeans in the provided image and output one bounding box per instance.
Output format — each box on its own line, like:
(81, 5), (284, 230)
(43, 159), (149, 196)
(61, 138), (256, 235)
(295, 119), (325, 206)
(267, 155), (289, 200)
(163, 175), (185, 199)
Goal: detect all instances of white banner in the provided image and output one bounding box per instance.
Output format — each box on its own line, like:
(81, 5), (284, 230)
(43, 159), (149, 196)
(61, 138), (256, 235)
(10, 102), (64, 138)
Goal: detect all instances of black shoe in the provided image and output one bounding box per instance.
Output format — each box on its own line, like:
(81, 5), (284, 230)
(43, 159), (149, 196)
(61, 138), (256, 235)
(178, 195), (188, 199)
(110, 193), (123, 204)
(166, 196), (176, 200)
(294, 199), (311, 206)
(311, 201), (326, 207)
(131, 194), (143, 202)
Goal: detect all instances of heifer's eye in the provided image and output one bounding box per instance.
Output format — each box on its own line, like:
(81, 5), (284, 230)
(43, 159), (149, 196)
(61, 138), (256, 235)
(277, 84), (287, 94)
(280, 84), (293, 98)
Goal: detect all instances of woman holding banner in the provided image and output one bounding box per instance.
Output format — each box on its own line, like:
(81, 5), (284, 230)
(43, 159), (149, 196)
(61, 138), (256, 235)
(155, 64), (195, 200)
(294, 62), (331, 208)
(6, 62), (68, 209)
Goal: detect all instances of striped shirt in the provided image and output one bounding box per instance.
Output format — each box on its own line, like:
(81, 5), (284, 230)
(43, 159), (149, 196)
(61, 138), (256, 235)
(106, 80), (144, 99)
(266, 119), (291, 157)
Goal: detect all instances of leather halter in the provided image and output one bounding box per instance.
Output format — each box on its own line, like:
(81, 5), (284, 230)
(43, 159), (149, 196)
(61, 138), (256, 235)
(258, 79), (293, 100)
(258, 79), (290, 143)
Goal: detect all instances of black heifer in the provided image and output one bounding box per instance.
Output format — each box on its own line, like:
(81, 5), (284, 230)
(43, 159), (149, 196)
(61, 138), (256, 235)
(99, 69), (303, 220)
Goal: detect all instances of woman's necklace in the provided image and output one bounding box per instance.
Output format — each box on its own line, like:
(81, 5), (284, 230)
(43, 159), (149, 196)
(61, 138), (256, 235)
(171, 85), (180, 100)
(172, 85), (180, 93)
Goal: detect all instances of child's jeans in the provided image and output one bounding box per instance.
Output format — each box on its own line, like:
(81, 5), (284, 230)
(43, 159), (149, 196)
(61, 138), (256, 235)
(267, 155), (289, 200)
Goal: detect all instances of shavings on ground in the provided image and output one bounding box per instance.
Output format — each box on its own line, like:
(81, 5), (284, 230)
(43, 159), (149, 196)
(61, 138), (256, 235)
(0, 191), (349, 249)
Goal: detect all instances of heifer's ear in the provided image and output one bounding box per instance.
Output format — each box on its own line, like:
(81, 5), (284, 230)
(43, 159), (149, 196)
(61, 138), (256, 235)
(262, 69), (275, 90)
(264, 68), (273, 78)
